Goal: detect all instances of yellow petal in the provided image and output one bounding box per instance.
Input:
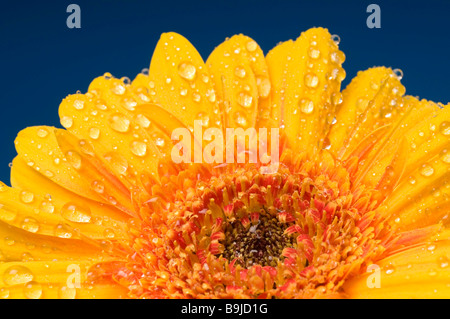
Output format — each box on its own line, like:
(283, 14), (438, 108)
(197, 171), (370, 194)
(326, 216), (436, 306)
(0, 180), (128, 242)
(265, 28), (345, 154)
(149, 32), (221, 130)
(328, 67), (397, 155)
(11, 156), (130, 239)
(0, 219), (103, 262)
(0, 260), (127, 299)
(58, 86), (162, 188)
(343, 239), (450, 298)
(206, 34), (270, 129)
(14, 126), (101, 203)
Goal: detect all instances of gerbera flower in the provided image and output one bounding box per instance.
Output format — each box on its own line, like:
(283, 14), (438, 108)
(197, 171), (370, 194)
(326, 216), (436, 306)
(1, 28), (449, 299)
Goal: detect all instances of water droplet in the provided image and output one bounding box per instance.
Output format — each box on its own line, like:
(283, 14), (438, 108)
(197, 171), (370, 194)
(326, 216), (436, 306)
(135, 114), (151, 129)
(308, 47), (320, 59)
(180, 88), (188, 96)
(195, 112), (210, 127)
(155, 137), (165, 148)
(20, 191), (34, 204)
(384, 264), (395, 275)
(40, 200), (55, 214)
(440, 149), (450, 164)
(140, 68), (149, 75)
(192, 93), (201, 103)
(59, 286), (77, 299)
(246, 40), (257, 52)
(438, 256), (449, 268)
(206, 89), (216, 103)
(3, 265), (34, 285)
(73, 100), (85, 110)
(91, 180), (105, 194)
(256, 76), (271, 99)
(393, 68), (403, 80)
(0, 287), (9, 299)
(439, 121), (450, 136)
(178, 62), (196, 81)
(61, 202), (92, 223)
(37, 128), (49, 138)
(61, 116), (73, 129)
(237, 92), (253, 108)
(331, 34), (340, 45)
(123, 98), (137, 111)
(89, 127), (100, 140)
(420, 164), (434, 177)
(23, 281), (42, 299)
(408, 176), (416, 185)
(108, 114), (130, 133)
(111, 82), (126, 95)
(65, 150), (82, 170)
(298, 98), (314, 114)
(234, 66), (246, 78)
(130, 141), (147, 157)
(234, 112), (248, 127)
(331, 92), (343, 106)
(21, 217), (40, 233)
(103, 228), (115, 238)
(304, 73), (319, 88)
(54, 224), (73, 238)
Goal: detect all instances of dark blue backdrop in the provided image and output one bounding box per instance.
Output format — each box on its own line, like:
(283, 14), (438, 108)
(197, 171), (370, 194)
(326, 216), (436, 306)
(1, 0), (449, 183)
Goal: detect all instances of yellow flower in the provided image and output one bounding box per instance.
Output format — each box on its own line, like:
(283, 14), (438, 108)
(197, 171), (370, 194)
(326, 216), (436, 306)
(1, 28), (449, 299)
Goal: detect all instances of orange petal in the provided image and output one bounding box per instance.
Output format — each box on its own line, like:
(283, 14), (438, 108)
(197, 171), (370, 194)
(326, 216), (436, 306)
(0, 260), (127, 299)
(265, 28), (345, 154)
(343, 239), (450, 298)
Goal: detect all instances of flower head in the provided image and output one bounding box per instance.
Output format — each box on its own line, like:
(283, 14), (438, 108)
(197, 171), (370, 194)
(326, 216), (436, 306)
(1, 28), (449, 299)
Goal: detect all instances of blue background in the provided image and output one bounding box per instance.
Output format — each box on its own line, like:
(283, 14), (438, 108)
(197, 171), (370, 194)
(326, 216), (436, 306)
(1, 0), (449, 184)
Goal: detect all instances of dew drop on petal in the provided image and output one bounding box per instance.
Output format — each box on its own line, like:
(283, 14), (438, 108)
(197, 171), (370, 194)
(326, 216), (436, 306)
(234, 112), (248, 127)
(89, 127), (100, 140)
(135, 114), (151, 129)
(91, 180), (105, 194)
(246, 40), (257, 52)
(65, 150), (82, 170)
(20, 191), (34, 204)
(439, 121), (450, 136)
(298, 98), (314, 114)
(73, 99), (84, 110)
(23, 281), (42, 299)
(61, 202), (92, 223)
(308, 47), (321, 59)
(61, 116), (73, 129)
(331, 34), (340, 45)
(37, 128), (49, 138)
(3, 265), (34, 286)
(393, 68), (403, 80)
(21, 217), (40, 233)
(111, 82), (126, 95)
(178, 62), (196, 81)
(419, 164), (434, 177)
(237, 91), (253, 108)
(54, 224), (73, 238)
(234, 66), (246, 78)
(108, 114), (131, 133)
(59, 286), (77, 299)
(440, 149), (450, 164)
(304, 73), (319, 88)
(130, 141), (147, 157)
(256, 76), (271, 98)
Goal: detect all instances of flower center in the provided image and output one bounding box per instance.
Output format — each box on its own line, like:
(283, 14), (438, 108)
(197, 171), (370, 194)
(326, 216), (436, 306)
(221, 208), (294, 268)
